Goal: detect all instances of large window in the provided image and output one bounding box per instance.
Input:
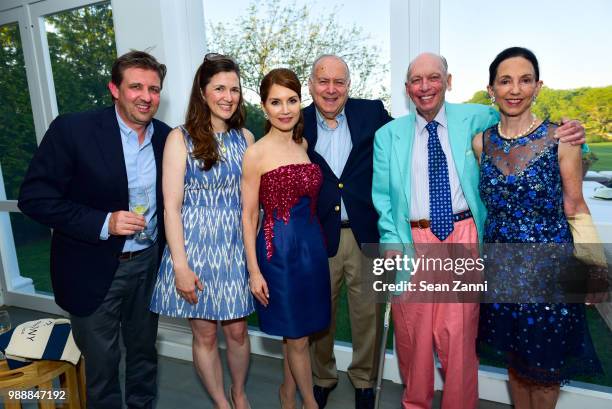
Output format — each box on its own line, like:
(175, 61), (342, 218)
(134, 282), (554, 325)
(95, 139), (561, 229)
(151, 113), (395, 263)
(45, 2), (115, 114)
(0, 1), (116, 301)
(0, 20), (46, 296)
(204, 0), (391, 139)
(0, 22), (37, 202)
(440, 0), (611, 175)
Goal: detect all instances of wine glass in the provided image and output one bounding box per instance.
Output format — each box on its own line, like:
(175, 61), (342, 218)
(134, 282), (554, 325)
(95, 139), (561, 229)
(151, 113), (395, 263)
(129, 186), (149, 241)
(0, 310), (11, 360)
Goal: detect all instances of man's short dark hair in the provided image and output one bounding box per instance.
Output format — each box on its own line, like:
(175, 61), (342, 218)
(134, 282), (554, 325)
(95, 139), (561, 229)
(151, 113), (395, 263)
(110, 50), (167, 89)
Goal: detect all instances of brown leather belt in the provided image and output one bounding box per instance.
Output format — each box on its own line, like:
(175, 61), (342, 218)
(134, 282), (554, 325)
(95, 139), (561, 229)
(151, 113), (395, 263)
(410, 209), (472, 229)
(118, 247), (148, 261)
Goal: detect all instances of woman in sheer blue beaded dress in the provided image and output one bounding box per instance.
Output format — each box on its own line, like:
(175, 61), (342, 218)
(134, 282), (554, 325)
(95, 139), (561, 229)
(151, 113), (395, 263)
(242, 68), (331, 409)
(473, 47), (603, 409)
(150, 54), (255, 409)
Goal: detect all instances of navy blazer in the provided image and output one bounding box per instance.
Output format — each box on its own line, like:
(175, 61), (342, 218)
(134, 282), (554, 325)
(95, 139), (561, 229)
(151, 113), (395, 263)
(303, 98), (392, 257)
(18, 106), (171, 316)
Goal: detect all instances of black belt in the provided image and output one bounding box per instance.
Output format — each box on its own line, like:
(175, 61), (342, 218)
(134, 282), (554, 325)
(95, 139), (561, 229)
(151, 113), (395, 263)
(340, 220), (351, 229)
(119, 247), (149, 261)
(410, 209), (472, 229)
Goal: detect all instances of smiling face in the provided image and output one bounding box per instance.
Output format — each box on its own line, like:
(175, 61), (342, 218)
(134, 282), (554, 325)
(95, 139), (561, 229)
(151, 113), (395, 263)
(488, 56), (542, 117)
(405, 54), (451, 122)
(263, 84), (301, 132)
(202, 70), (241, 131)
(308, 56), (350, 121)
(109, 67), (161, 129)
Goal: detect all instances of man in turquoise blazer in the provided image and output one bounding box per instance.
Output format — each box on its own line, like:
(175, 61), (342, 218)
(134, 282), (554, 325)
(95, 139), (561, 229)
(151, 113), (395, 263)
(372, 53), (497, 409)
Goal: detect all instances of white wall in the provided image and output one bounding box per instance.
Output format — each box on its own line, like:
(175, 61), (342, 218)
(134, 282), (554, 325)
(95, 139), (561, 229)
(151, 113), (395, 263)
(111, 0), (206, 127)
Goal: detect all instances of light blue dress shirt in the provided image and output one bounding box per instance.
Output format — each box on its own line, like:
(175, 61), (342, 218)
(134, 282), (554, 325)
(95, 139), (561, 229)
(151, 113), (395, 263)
(314, 108), (352, 221)
(409, 105), (468, 220)
(99, 107), (157, 251)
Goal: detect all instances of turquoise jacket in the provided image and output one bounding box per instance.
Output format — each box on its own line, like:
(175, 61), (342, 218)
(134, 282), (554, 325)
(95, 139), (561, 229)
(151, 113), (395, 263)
(372, 103), (499, 253)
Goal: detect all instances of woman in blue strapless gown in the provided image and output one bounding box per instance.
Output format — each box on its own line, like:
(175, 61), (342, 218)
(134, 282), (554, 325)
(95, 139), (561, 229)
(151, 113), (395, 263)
(474, 47), (603, 409)
(242, 68), (330, 409)
(256, 163), (331, 338)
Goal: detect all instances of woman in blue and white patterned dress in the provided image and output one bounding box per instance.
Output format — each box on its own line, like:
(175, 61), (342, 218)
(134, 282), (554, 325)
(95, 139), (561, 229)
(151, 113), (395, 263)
(150, 53), (254, 409)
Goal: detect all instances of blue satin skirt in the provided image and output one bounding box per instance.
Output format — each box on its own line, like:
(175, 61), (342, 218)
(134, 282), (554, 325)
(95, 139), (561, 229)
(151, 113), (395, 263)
(256, 197), (331, 338)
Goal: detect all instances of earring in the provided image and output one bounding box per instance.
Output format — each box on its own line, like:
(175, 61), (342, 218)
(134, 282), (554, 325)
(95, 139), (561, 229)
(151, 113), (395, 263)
(532, 95), (537, 106)
(263, 112), (269, 120)
(490, 96), (496, 106)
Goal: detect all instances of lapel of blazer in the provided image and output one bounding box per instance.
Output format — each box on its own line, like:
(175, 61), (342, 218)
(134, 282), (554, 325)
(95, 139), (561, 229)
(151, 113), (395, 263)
(393, 115), (416, 208)
(303, 103), (318, 154)
(445, 103), (467, 180)
(94, 106), (128, 204)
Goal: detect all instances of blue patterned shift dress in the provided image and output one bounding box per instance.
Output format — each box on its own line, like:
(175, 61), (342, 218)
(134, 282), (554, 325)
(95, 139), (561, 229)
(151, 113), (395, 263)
(477, 121), (602, 385)
(150, 127), (254, 320)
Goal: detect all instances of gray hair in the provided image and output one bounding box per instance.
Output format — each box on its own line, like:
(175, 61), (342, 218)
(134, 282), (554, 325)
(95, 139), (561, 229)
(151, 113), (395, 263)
(406, 53), (449, 81)
(309, 54), (351, 83)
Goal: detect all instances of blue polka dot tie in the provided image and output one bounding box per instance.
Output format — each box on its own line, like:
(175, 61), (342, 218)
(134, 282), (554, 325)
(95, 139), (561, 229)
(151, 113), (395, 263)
(426, 120), (454, 241)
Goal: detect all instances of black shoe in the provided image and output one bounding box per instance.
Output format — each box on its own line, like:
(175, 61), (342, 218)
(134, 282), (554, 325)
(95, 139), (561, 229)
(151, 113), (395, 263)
(355, 388), (375, 409)
(313, 384), (336, 409)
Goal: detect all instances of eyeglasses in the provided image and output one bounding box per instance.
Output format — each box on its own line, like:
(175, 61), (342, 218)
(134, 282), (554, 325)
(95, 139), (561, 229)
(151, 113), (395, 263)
(203, 52), (237, 65)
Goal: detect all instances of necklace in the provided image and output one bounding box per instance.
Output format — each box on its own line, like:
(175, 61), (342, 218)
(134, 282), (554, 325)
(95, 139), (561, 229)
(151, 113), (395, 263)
(216, 132), (227, 154)
(497, 115), (538, 139)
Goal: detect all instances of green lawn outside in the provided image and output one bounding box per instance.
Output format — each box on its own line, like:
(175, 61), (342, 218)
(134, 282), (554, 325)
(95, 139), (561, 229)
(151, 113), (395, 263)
(16, 239), (52, 294)
(589, 142), (612, 172)
(16, 239), (611, 386)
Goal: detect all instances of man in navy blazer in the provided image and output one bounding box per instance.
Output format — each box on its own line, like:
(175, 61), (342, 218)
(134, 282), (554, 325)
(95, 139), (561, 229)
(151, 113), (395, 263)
(304, 54), (392, 409)
(18, 51), (171, 409)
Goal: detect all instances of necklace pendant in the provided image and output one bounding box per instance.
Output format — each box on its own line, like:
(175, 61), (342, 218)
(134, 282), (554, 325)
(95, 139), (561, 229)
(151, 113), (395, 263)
(216, 133), (227, 155)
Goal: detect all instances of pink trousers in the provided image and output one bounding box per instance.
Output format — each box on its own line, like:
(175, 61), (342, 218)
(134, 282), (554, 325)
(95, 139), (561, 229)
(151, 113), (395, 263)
(392, 218), (479, 409)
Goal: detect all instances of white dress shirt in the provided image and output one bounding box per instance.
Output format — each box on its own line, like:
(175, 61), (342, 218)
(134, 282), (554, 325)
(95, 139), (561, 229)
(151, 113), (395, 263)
(410, 106), (469, 220)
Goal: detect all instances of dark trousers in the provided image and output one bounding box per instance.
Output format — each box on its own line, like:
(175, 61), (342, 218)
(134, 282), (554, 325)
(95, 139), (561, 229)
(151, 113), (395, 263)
(71, 243), (159, 409)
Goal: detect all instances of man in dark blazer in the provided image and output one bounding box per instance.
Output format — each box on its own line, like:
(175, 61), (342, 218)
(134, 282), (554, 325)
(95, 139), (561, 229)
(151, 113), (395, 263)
(18, 51), (171, 409)
(304, 54), (392, 409)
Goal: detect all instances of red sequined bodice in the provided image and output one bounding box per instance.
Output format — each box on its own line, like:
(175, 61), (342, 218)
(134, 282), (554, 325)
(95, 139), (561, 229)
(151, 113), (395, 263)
(259, 163), (322, 260)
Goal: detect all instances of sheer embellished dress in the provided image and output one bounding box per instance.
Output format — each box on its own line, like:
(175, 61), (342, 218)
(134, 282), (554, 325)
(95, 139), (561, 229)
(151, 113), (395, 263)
(150, 127), (254, 320)
(256, 163), (331, 338)
(477, 120), (602, 385)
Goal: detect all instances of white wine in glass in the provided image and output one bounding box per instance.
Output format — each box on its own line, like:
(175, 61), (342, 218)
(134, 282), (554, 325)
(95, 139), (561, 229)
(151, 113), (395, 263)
(132, 204), (148, 216)
(129, 187), (149, 241)
(0, 311), (10, 334)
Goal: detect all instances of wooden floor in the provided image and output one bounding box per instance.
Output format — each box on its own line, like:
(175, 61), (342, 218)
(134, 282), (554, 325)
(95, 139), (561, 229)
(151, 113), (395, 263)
(5, 307), (511, 408)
